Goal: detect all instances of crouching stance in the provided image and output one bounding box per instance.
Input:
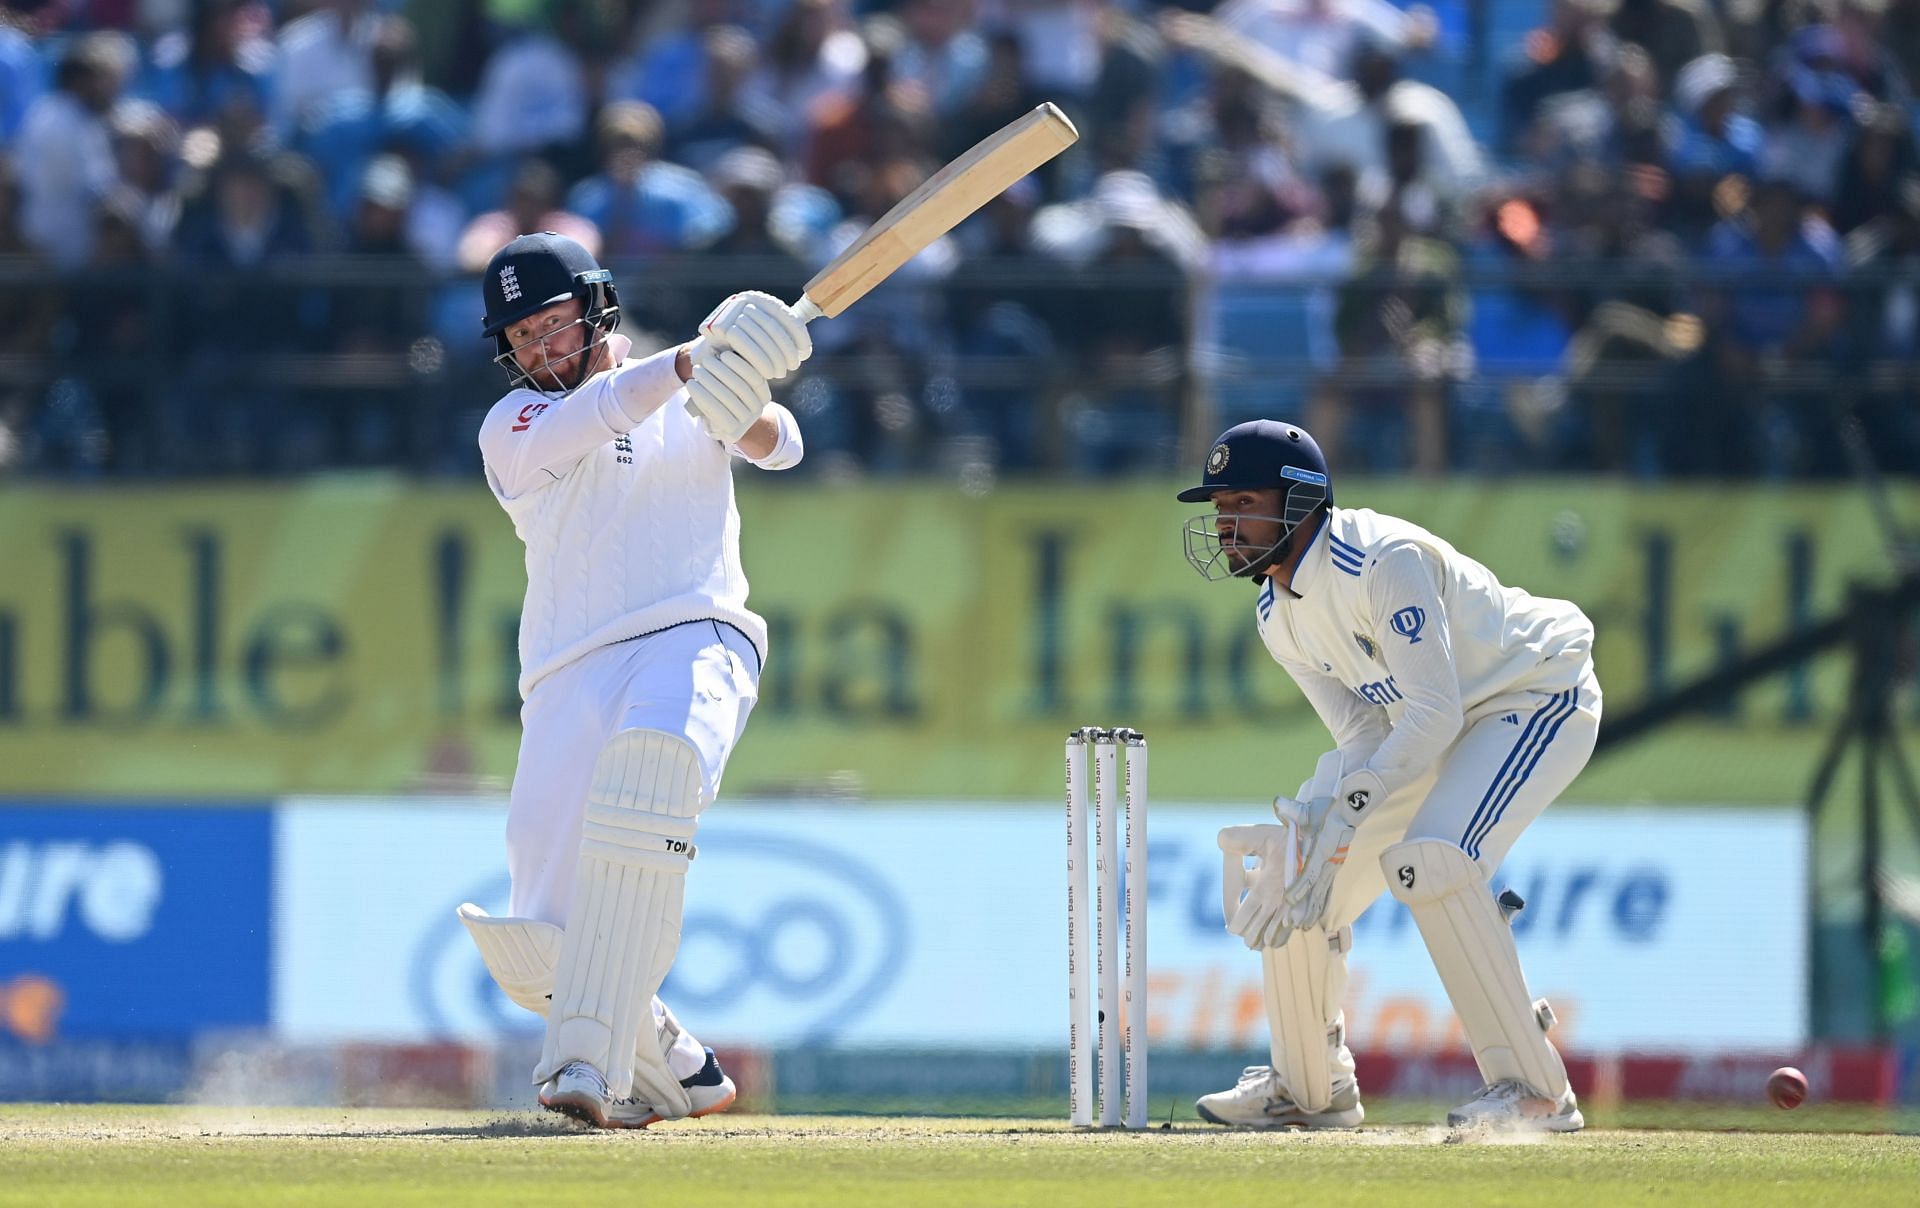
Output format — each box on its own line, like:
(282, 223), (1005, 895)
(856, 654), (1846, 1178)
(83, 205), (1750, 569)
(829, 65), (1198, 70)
(457, 233), (810, 1127)
(1183, 421), (1600, 1133)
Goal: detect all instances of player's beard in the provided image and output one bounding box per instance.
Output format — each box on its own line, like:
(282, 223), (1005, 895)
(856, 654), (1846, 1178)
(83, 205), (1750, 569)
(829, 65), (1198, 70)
(531, 329), (604, 393)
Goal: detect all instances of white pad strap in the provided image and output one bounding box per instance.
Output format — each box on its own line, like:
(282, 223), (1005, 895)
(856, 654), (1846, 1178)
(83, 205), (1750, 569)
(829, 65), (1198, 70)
(1383, 839), (1568, 1098)
(536, 729), (705, 1116)
(457, 904), (562, 1015)
(1260, 926), (1353, 1112)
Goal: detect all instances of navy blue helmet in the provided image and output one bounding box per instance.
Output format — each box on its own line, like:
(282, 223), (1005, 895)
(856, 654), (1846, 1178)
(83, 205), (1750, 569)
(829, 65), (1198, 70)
(481, 232), (620, 393)
(1178, 420), (1333, 580)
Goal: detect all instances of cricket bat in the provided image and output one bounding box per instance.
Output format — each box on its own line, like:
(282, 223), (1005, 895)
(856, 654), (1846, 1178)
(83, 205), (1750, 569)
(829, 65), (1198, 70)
(789, 102), (1080, 322)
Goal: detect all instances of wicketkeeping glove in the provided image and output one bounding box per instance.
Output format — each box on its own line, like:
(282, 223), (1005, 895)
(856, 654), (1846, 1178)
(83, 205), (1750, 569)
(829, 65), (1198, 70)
(1218, 822), (1299, 951)
(1280, 768), (1385, 931)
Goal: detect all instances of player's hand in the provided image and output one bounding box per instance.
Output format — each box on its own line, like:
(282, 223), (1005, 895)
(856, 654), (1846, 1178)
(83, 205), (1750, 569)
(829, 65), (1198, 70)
(685, 343), (770, 445)
(1281, 769), (1384, 931)
(698, 291), (812, 381)
(1218, 823), (1297, 950)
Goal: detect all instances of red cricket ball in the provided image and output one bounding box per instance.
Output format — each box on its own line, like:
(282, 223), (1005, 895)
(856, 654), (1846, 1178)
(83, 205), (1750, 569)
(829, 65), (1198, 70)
(1766, 1066), (1809, 1110)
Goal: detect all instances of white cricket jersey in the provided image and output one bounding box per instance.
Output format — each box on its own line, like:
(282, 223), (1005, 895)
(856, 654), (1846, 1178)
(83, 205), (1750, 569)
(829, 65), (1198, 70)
(479, 347), (768, 698)
(1255, 506), (1594, 796)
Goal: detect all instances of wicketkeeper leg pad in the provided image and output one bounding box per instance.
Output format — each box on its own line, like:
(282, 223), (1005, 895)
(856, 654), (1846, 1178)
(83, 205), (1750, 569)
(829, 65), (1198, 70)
(1261, 925), (1355, 1113)
(1382, 838), (1568, 1099)
(534, 728), (704, 1117)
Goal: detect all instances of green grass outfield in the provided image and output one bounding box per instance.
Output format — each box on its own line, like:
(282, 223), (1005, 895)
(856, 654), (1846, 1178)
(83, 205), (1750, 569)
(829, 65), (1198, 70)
(5, 1105), (1920, 1208)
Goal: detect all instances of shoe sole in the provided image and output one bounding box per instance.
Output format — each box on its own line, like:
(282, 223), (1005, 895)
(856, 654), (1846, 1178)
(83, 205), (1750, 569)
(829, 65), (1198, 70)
(1195, 1101), (1364, 1129)
(1445, 1110), (1585, 1133)
(541, 1084), (739, 1131)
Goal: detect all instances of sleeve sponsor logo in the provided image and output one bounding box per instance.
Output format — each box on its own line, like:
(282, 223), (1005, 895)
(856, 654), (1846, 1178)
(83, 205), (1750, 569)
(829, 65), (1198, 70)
(1391, 606), (1426, 643)
(511, 401), (549, 432)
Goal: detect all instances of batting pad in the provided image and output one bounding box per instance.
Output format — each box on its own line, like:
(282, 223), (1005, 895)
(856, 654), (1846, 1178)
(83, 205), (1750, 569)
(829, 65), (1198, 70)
(535, 728), (704, 1117)
(458, 904), (562, 1014)
(1261, 926), (1354, 1113)
(1382, 839), (1568, 1099)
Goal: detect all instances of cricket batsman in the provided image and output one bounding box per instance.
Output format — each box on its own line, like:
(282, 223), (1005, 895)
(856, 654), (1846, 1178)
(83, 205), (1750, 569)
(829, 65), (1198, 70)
(1182, 419), (1600, 1132)
(453, 231), (809, 1128)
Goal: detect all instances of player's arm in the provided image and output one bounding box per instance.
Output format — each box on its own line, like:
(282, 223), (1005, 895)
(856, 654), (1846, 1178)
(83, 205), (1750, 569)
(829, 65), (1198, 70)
(1353, 541), (1466, 797)
(684, 292), (810, 469)
(478, 341), (687, 500)
(1279, 654), (1391, 766)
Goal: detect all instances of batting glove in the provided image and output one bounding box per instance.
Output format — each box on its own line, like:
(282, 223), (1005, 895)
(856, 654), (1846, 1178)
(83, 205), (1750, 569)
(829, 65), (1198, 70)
(685, 344), (771, 446)
(698, 291), (811, 381)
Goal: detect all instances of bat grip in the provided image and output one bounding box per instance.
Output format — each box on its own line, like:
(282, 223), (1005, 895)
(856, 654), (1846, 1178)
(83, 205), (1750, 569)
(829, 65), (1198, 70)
(790, 297), (823, 324)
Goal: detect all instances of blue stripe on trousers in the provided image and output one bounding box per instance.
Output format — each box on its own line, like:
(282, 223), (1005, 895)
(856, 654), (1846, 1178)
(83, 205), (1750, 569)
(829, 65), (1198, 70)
(1457, 689), (1565, 853)
(1466, 690), (1579, 859)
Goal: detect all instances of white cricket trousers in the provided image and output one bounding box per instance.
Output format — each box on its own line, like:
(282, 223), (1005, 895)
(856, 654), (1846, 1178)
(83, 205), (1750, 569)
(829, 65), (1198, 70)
(505, 620), (762, 1079)
(1323, 663), (1603, 931)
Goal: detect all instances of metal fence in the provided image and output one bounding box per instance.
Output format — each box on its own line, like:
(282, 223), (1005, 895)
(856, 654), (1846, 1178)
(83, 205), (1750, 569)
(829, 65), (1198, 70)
(2, 255), (1916, 481)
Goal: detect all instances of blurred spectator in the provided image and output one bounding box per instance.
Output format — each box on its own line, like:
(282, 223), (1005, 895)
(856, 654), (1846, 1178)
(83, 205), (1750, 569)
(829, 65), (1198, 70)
(1215, 0), (1439, 81)
(705, 144), (827, 263)
(894, 0), (989, 117)
(1608, 0), (1723, 87)
(175, 149), (318, 268)
(1833, 102), (1918, 234)
(1031, 171), (1202, 473)
(1319, 204), (1465, 474)
(946, 29), (1040, 164)
(609, 0), (742, 131)
(667, 25), (783, 172)
(273, 0), (379, 136)
(457, 156), (598, 271)
(803, 16), (938, 204)
(1666, 53), (1763, 238)
(1501, 0), (1612, 156)
(137, 0), (273, 131)
(15, 32), (128, 269)
(0, 155), (56, 365)
(1888, 0), (1920, 88)
(566, 102), (732, 261)
(298, 14), (466, 222)
(1759, 36), (1863, 204)
(978, 0), (1106, 102)
(334, 154), (430, 466)
(1525, 40), (1666, 173)
(1696, 176), (1844, 474)
(1298, 43), (1483, 213)
(108, 100), (182, 255)
(1826, 0), (1912, 107)
(741, 0), (867, 154)
(1084, 3), (1161, 138)
(468, 4), (589, 164)
(0, 13), (45, 142)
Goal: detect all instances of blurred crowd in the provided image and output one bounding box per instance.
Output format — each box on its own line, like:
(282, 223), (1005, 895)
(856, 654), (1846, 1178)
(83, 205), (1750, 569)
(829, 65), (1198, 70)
(0, 0), (1916, 480)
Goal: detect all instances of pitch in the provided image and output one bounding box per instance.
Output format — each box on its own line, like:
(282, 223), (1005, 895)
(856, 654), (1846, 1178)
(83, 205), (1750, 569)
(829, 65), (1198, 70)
(5, 1105), (1918, 1208)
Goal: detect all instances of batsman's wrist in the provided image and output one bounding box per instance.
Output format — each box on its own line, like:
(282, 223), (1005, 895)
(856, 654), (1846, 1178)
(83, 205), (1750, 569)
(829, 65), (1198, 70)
(674, 344), (694, 382)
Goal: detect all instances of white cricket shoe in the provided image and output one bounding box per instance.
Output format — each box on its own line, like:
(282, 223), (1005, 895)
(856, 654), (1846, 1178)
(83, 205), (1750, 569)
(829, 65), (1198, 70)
(1195, 1066), (1364, 1129)
(541, 1050), (738, 1130)
(1445, 1079), (1584, 1133)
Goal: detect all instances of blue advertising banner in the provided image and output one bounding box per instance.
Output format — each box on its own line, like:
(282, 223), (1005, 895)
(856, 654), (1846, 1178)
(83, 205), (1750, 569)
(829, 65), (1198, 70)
(0, 805), (272, 1041)
(275, 800), (1806, 1053)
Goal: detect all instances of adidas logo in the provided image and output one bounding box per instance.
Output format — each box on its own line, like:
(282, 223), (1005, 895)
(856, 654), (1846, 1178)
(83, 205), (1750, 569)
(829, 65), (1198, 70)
(1501, 713), (1520, 725)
